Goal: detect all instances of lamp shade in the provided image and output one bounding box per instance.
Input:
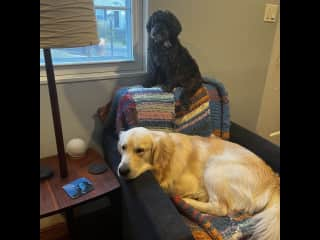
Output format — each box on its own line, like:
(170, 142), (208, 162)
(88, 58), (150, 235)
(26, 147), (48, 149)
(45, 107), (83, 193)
(40, 0), (99, 49)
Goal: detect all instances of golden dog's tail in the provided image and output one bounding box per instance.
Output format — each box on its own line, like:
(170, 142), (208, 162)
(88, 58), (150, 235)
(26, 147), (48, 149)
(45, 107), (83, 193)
(249, 191), (280, 240)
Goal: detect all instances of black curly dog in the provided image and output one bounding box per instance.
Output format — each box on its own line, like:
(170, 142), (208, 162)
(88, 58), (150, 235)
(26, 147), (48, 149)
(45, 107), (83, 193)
(143, 10), (204, 111)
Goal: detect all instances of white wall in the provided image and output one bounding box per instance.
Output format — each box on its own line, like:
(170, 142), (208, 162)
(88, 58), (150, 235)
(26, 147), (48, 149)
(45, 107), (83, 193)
(40, 77), (142, 158)
(256, 18), (280, 145)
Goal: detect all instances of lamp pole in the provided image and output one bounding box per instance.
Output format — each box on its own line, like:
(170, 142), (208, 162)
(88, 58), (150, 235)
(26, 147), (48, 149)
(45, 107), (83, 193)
(43, 48), (68, 178)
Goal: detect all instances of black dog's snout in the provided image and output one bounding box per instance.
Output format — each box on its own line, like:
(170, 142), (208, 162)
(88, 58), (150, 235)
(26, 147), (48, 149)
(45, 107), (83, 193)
(119, 166), (130, 176)
(150, 31), (159, 40)
(150, 24), (168, 43)
(150, 29), (156, 38)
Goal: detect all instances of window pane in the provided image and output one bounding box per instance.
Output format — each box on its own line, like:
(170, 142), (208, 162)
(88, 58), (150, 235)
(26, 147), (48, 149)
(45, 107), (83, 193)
(40, 0), (132, 65)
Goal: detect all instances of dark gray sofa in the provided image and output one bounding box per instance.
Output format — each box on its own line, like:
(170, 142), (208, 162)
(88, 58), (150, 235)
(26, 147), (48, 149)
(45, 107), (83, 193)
(102, 121), (280, 240)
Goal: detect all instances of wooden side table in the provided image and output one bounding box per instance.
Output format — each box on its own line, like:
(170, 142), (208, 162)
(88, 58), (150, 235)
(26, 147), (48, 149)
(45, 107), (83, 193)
(40, 148), (120, 237)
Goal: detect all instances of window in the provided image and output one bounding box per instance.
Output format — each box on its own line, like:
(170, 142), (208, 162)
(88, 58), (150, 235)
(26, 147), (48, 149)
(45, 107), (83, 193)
(40, 0), (145, 83)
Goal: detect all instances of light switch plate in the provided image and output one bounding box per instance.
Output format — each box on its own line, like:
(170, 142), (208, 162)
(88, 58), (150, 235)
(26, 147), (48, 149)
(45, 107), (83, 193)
(264, 4), (279, 23)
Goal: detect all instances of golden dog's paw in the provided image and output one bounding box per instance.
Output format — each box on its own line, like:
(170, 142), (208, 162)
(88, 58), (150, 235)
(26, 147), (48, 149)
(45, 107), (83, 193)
(181, 198), (193, 205)
(160, 181), (170, 191)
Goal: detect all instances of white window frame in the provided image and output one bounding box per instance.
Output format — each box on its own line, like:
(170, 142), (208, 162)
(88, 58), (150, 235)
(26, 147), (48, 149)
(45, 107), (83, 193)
(40, 0), (147, 84)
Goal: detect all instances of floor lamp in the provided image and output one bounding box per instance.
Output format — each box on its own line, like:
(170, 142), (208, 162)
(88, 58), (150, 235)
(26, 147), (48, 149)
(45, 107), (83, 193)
(40, 0), (99, 179)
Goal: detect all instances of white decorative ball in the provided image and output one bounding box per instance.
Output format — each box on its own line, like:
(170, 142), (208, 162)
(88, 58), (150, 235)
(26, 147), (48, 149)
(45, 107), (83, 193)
(66, 138), (87, 158)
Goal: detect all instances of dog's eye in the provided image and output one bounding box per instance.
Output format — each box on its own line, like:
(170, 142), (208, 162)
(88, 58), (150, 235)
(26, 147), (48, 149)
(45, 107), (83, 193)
(135, 148), (144, 154)
(122, 145), (127, 151)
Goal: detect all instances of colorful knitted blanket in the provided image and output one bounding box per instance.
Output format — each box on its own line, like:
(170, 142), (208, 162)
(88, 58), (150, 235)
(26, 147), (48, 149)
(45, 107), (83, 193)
(171, 196), (253, 240)
(174, 78), (230, 138)
(117, 86), (176, 132)
(99, 78), (230, 139)
(130, 87), (176, 131)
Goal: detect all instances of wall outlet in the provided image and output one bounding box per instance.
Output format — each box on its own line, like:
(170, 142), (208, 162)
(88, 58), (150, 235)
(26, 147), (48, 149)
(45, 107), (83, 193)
(264, 4), (279, 23)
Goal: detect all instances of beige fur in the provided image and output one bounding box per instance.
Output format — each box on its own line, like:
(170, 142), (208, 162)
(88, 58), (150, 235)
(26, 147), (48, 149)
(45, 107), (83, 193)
(117, 127), (280, 240)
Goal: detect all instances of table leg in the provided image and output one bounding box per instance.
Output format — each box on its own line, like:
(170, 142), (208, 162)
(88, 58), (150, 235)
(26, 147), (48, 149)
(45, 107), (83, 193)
(108, 189), (123, 239)
(65, 208), (75, 239)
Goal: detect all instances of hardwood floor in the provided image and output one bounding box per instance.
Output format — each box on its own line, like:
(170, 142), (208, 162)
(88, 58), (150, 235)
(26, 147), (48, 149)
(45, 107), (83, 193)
(40, 198), (122, 240)
(40, 222), (70, 240)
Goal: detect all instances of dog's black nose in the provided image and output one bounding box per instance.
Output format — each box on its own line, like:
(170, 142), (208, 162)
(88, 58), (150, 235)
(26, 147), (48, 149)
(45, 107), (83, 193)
(119, 166), (130, 176)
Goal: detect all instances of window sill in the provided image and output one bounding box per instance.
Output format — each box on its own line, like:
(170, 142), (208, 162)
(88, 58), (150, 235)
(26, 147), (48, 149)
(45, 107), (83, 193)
(40, 70), (147, 85)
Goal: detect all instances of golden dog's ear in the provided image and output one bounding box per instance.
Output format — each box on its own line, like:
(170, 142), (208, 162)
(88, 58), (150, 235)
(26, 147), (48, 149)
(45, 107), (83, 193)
(152, 133), (174, 182)
(118, 130), (125, 139)
(118, 130), (126, 153)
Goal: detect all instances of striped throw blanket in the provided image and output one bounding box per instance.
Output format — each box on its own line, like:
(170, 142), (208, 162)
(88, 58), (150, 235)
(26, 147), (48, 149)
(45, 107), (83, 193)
(174, 78), (230, 139)
(100, 78), (230, 139)
(172, 196), (253, 240)
(127, 87), (175, 132)
(113, 86), (175, 133)
(174, 86), (211, 135)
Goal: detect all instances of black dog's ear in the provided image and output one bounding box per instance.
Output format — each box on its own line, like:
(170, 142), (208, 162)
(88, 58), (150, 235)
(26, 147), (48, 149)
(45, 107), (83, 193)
(164, 10), (182, 37)
(146, 16), (152, 33)
(147, 10), (164, 33)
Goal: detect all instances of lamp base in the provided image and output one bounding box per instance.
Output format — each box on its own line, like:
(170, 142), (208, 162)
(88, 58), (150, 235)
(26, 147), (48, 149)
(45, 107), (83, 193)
(88, 162), (108, 175)
(40, 165), (53, 180)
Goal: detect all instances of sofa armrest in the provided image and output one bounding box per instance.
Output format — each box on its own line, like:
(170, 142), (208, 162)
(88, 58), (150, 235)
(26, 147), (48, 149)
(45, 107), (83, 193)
(229, 122), (280, 174)
(121, 171), (194, 240)
(103, 132), (194, 240)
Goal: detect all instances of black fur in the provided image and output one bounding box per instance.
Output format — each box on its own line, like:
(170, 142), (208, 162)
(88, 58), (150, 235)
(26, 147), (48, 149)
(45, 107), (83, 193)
(143, 10), (203, 110)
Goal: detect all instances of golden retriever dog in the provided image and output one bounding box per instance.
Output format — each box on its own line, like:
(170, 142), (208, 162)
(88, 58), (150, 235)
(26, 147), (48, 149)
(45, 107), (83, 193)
(117, 127), (280, 240)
